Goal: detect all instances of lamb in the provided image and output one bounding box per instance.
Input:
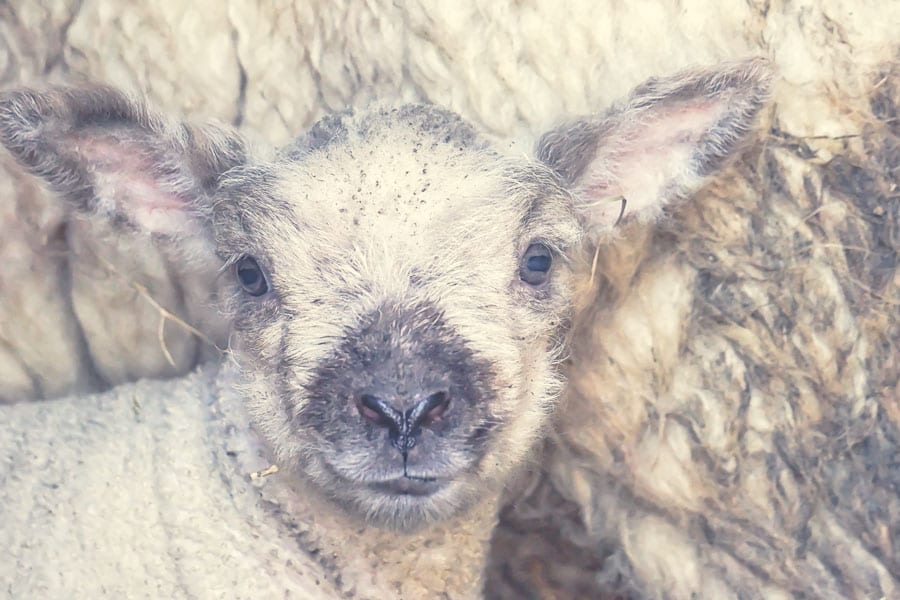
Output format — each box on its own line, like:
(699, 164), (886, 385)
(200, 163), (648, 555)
(0, 60), (771, 597)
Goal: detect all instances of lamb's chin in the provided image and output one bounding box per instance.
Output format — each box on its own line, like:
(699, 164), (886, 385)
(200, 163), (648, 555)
(327, 477), (481, 532)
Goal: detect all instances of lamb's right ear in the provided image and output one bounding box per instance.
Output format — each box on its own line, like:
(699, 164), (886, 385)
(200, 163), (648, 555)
(536, 58), (772, 240)
(0, 85), (246, 239)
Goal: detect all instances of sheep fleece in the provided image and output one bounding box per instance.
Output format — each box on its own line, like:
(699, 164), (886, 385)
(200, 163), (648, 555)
(0, 0), (898, 598)
(0, 368), (347, 598)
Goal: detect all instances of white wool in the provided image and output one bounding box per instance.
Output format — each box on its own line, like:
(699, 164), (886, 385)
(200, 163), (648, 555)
(0, 368), (334, 598)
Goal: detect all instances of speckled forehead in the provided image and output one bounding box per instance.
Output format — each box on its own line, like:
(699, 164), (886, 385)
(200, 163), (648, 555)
(280, 140), (513, 236)
(251, 114), (530, 274)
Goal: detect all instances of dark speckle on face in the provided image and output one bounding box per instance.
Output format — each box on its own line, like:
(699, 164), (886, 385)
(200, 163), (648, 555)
(284, 104), (486, 161)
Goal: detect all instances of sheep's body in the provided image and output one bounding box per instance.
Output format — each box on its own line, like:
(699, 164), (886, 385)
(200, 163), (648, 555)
(545, 118), (900, 598)
(1, 368), (331, 598)
(1, 365), (496, 599)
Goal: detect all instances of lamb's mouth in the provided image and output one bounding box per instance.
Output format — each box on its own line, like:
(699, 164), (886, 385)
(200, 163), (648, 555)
(368, 476), (445, 497)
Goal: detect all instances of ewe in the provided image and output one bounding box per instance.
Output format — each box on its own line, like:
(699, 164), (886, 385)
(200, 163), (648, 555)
(0, 60), (769, 598)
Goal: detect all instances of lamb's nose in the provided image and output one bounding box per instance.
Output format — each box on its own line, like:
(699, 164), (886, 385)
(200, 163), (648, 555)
(355, 391), (451, 453)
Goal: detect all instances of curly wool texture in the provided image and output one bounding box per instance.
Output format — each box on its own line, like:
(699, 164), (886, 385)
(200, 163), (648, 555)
(0, 1), (898, 598)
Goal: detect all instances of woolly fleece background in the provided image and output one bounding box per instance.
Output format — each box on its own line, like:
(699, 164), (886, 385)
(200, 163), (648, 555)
(0, 1), (897, 597)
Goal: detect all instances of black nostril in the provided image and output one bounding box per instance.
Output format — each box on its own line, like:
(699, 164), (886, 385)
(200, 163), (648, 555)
(407, 391), (451, 431)
(356, 390), (450, 454)
(356, 394), (404, 431)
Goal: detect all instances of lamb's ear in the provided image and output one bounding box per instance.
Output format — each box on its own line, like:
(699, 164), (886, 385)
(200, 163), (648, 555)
(536, 58), (772, 238)
(0, 85), (246, 239)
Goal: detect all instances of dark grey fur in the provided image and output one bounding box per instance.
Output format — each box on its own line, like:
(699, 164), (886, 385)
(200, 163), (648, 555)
(301, 301), (497, 521)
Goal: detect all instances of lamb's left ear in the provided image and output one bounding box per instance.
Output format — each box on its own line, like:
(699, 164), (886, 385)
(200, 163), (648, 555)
(0, 85), (247, 240)
(536, 58), (772, 238)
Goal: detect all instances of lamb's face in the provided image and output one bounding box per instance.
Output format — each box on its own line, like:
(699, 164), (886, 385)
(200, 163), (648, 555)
(214, 107), (582, 528)
(0, 58), (769, 531)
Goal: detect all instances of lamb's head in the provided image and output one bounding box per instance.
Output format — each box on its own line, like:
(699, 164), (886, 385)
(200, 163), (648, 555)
(0, 58), (770, 530)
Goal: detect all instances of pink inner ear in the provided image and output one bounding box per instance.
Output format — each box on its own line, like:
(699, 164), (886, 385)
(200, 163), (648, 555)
(575, 99), (726, 230)
(75, 134), (197, 236)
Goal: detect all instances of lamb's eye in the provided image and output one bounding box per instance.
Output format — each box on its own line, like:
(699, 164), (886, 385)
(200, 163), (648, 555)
(235, 256), (269, 297)
(519, 243), (552, 286)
